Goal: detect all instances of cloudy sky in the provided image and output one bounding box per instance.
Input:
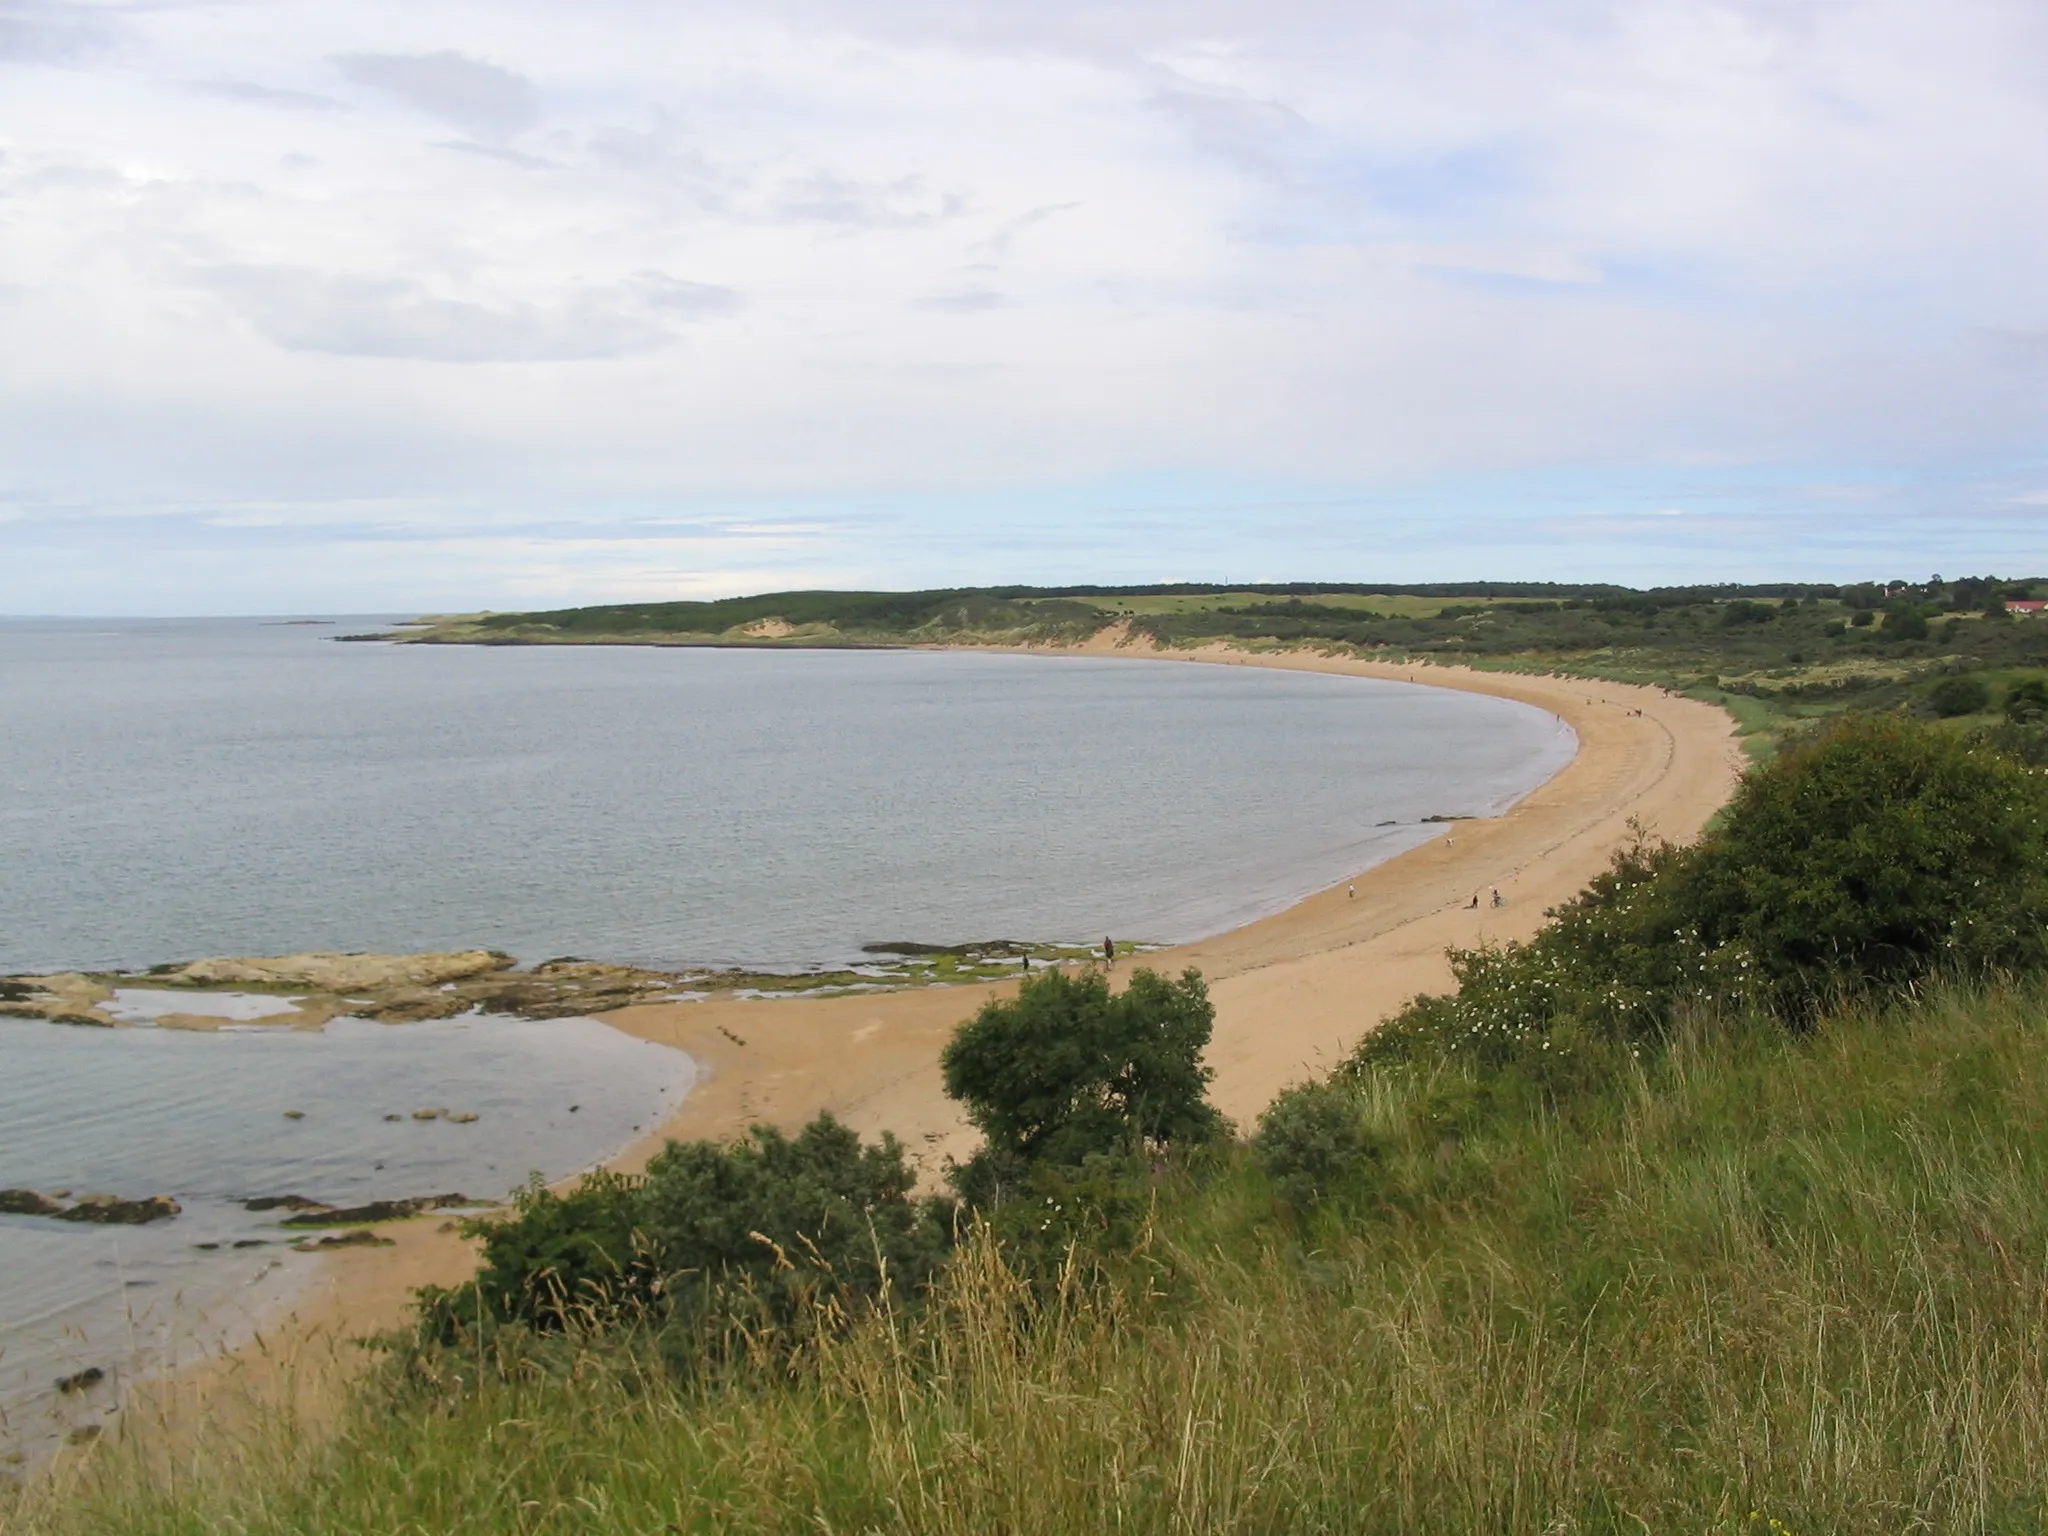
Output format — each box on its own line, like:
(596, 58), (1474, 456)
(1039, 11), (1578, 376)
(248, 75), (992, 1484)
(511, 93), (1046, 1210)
(3, 0), (2046, 613)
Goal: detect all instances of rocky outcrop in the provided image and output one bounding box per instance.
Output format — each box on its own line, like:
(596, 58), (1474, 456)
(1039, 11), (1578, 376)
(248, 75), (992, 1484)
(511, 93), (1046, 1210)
(162, 951), (513, 992)
(5, 940), (1003, 1034)
(2, 1189), (179, 1223)
(1, 973), (118, 1027)
(280, 1193), (470, 1227)
(291, 1228), (394, 1251)
(454, 957), (681, 1018)
(243, 1194), (329, 1212)
(54, 1194), (181, 1225)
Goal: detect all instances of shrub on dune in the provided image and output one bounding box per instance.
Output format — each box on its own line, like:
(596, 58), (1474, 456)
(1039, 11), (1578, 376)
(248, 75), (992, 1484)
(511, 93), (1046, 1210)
(1358, 715), (2048, 1074)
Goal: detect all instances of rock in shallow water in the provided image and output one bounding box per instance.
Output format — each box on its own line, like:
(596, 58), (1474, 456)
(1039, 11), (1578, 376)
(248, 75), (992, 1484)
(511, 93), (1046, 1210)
(2, 1188), (179, 1223)
(280, 1193), (470, 1227)
(52, 1194), (181, 1225)
(291, 1228), (394, 1251)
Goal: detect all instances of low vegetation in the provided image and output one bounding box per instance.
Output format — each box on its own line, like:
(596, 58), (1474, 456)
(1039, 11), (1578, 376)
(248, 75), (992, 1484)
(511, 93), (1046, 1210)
(15, 718), (2048, 1531)
(396, 574), (2048, 762)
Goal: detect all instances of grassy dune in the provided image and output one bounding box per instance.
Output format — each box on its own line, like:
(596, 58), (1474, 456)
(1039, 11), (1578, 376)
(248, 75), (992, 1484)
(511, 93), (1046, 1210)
(15, 980), (2048, 1534)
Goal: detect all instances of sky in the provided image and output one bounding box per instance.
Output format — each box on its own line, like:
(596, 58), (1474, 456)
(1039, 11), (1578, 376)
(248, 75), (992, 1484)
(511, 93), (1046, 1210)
(2, 0), (2046, 614)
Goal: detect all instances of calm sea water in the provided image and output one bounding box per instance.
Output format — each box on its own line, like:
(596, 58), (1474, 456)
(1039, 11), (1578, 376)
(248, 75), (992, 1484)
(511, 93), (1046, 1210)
(0, 619), (1575, 972)
(0, 1011), (693, 1464)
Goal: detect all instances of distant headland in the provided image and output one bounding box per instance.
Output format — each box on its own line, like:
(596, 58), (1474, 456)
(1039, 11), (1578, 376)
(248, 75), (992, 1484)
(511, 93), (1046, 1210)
(354, 575), (2048, 761)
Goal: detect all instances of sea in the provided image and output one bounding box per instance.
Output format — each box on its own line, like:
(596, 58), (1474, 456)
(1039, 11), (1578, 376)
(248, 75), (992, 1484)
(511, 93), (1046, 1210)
(0, 616), (1576, 1463)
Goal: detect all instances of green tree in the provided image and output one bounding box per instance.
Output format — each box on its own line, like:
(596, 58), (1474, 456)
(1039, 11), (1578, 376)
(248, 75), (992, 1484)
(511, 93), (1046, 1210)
(1882, 605), (1930, 641)
(1927, 675), (1990, 717)
(942, 967), (1225, 1180)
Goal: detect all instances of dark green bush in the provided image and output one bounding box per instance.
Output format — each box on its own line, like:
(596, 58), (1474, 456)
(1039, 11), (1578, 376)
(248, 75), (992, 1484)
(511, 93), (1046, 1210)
(419, 1114), (954, 1368)
(1254, 1081), (1378, 1207)
(1356, 716), (2048, 1075)
(2005, 677), (2048, 724)
(1882, 605), (1930, 641)
(1928, 675), (1990, 717)
(943, 966), (1226, 1180)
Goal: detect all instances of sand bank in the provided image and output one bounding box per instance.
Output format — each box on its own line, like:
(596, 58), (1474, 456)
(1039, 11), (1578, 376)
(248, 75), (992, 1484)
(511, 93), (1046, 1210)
(119, 646), (1741, 1449)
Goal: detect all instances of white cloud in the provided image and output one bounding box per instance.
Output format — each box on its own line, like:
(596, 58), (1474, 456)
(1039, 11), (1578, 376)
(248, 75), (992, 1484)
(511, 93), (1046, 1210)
(197, 265), (737, 362)
(3, 0), (2048, 607)
(332, 49), (541, 142)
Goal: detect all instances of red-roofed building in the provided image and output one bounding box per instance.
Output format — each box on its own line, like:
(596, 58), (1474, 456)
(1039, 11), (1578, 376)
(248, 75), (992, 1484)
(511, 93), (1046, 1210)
(2006, 600), (2048, 614)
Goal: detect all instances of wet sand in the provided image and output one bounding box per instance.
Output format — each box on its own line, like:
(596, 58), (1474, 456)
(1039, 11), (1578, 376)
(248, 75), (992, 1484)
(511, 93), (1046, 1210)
(116, 646), (1743, 1452)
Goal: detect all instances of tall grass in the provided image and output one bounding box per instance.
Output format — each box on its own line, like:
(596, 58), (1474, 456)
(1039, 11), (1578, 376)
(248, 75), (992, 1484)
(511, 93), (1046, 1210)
(13, 982), (2048, 1533)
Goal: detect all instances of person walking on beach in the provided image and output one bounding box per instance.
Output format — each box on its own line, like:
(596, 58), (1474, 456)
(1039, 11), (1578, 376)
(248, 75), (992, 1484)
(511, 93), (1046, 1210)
(1347, 883), (1355, 899)
(1468, 892), (1479, 909)
(1491, 887), (1504, 908)
(1103, 936), (1116, 968)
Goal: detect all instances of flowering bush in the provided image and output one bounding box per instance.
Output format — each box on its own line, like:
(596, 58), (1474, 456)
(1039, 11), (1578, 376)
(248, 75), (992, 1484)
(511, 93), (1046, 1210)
(1355, 716), (2048, 1076)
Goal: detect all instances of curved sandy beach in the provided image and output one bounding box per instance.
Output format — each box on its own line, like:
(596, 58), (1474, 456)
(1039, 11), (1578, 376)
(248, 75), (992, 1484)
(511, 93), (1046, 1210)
(128, 645), (1743, 1446)
(600, 647), (1743, 1167)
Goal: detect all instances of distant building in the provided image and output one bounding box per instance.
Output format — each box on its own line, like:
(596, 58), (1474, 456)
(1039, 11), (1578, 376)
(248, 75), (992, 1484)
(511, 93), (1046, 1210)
(2006, 600), (2048, 614)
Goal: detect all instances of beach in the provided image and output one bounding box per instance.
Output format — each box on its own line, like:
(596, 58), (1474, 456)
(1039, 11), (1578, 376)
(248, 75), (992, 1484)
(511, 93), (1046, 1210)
(600, 650), (1741, 1161)
(151, 645), (1740, 1416)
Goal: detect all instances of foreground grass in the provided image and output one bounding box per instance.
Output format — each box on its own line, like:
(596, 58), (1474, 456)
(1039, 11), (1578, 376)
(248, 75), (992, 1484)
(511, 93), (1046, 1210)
(15, 983), (2048, 1533)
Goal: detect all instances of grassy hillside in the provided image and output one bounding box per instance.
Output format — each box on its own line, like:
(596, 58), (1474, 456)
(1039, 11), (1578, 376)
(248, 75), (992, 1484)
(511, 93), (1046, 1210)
(15, 984), (2048, 1533)
(393, 576), (2048, 761)
(14, 718), (2048, 1533)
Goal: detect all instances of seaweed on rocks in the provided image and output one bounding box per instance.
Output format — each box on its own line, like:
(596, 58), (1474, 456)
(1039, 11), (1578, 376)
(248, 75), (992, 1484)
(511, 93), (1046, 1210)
(281, 1194), (471, 1227)
(3, 1189), (179, 1223)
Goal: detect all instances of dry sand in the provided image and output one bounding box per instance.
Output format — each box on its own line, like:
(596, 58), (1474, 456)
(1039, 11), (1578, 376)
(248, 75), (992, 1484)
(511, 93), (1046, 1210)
(117, 644), (1743, 1450)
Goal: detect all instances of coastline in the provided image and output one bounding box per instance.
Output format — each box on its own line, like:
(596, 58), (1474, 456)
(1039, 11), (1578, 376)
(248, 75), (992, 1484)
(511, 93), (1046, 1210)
(596, 645), (1741, 1165)
(117, 642), (1742, 1455)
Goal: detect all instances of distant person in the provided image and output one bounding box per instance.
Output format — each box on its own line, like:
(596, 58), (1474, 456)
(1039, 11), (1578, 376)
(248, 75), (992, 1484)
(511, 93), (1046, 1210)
(1491, 888), (1504, 908)
(1347, 883), (1355, 899)
(1103, 936), (1116, 967)
(1468, 892), (1479, 909)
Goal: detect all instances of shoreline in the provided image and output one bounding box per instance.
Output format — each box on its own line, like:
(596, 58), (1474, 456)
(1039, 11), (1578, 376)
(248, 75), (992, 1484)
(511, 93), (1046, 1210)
(112, 642), (1743, 1459)
(596, 645), (1740, 1164)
